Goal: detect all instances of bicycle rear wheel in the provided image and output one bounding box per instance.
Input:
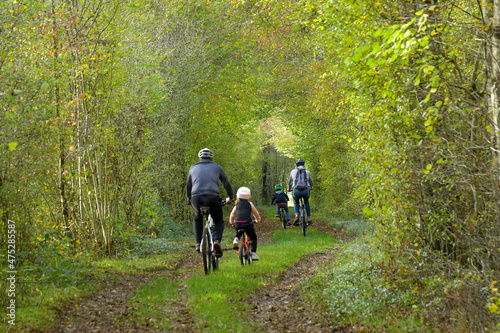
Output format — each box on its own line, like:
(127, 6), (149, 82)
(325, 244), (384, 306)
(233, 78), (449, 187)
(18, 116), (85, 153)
(212, 254), (219, 271)
(201, 227), (211, 274)
(300, 206), (307, 236)
(247, 237), (253, 265)
(280, 208), (287, 229)
(239, 239), (248, 266)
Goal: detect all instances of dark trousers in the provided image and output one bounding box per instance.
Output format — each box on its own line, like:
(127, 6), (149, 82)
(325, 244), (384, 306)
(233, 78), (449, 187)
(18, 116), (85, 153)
(234, 222), (257, 252)
(191, 195), (224, 244)
(292, 188), (311, 217)
(275, 204), (291, 221)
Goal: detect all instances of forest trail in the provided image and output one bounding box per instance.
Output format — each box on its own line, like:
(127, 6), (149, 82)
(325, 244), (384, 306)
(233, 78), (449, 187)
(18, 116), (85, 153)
(38, 212), (354, 333)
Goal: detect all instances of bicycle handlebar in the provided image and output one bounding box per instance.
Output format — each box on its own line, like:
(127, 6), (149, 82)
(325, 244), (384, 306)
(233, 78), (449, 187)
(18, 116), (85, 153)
(288, 188), (313, 192)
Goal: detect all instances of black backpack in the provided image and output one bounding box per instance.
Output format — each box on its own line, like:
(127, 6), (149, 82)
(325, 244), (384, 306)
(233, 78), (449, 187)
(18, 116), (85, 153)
(295, 168), (307, 190)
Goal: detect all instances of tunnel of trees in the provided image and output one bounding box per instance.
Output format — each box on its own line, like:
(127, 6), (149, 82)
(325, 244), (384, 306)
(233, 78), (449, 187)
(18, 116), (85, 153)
(1, 0), (500, 328)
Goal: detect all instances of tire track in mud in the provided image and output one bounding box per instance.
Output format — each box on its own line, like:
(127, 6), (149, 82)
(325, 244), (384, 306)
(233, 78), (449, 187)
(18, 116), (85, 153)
(40, 214), (354, 332)
(245, 249), (354, 333)
(244, 218), (356, 333)
(46, 252), (200, 333)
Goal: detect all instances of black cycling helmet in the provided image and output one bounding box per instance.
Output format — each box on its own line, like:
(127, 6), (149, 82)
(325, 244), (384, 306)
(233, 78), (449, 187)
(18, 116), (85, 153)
(275, 184), (282, 191)
(295, 159), (305, 166)
(198, 148), (214, 159)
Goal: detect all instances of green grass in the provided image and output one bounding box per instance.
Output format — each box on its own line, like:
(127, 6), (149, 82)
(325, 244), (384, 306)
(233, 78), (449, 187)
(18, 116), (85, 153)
(129, 278), (181, 329)
(95, 250), (189, 274)
(0, 245), (191, 332)
(129, 227), (338, 331)
(302, 235), (428, 332)
(0, 281), (96, 332)
(257, 204), (293, 219)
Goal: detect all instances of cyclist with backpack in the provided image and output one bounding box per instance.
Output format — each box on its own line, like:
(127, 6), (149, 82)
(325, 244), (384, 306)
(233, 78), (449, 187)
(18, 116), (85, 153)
(288, 159), (314, 226)
(186, 148), (234, 257)
(271, 184), (291, 225)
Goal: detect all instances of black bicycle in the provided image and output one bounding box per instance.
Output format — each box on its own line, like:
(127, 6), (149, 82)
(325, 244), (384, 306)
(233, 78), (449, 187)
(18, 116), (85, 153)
(278, 205), (288, 229)
(298, 196), (307, 236)
(200, 200), (226, 274)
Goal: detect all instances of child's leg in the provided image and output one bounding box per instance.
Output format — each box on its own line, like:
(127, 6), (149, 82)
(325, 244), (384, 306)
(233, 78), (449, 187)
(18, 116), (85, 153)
(284, 206), (291, 221)
(276, 206), (280, 215)
(234, 229), (242, 239)
(247, 226), (258, 253)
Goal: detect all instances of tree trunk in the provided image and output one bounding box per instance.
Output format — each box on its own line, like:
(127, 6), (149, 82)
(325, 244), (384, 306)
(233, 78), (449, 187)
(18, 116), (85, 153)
(52, 1), (70, 229)
(261, 144), (271, 204)
(491, 0), (500, 164)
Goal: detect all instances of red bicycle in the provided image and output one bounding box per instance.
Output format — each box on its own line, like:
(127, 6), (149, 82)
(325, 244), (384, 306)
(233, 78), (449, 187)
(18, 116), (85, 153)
(234, 220), (256, 266)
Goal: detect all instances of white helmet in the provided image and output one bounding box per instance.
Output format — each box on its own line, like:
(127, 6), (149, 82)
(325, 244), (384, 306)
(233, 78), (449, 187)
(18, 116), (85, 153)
(236, 187), (251, 199)
(198, 148), (214, 159)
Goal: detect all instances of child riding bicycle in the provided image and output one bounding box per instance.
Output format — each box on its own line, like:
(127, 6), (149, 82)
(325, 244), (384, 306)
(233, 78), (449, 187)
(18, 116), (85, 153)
(271, 184), (291, 225)
(229, 187), (261, 260)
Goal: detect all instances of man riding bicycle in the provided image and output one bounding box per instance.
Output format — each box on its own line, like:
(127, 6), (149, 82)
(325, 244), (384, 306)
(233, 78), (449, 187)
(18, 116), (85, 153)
(288, 159), (314, 226)
(186, 148), (234, 257)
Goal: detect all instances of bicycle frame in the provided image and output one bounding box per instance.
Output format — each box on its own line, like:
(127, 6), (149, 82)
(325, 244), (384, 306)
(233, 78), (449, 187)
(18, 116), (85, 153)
(200, 210), (218, 274)
(298, 196), (307, 236)
(278, 205), (287, 229)
(200, 200), (226, 275)
(238, 231), (252, 266)
(235, 221), (255, 266)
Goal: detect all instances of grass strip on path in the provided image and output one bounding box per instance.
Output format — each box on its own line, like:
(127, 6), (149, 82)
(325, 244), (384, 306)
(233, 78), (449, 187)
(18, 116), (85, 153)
(129, 227), (339, 331)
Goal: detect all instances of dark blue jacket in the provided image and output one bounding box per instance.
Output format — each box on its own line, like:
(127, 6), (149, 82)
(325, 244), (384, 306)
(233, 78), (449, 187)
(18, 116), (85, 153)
(271, 190), (289, 205)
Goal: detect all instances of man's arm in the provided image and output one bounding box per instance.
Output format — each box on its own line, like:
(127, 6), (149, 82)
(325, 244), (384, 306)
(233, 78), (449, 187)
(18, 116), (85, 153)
(288, 170), (294, 191)
(307, 170), (314, 188)
(219, 167), (234, 199)
(186, 172), (192, 200)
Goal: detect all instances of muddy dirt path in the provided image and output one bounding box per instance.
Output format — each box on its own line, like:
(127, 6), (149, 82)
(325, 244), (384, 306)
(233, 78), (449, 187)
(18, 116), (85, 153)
(42, 213), (354, 333)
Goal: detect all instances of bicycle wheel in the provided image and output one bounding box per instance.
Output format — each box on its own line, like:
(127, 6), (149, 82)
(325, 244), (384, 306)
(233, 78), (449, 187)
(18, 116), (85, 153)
(212, 254), (219, 271)
(280, 208), (287, 229)
(247, 237), (253, 265)
(239, 239), (248, 266)
(300, 206), (307, 236)
(201, 227), (211, 274)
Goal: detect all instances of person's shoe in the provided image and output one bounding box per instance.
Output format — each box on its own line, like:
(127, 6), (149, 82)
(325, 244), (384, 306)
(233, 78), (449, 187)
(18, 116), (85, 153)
(233, 237), (240, 249)
(214, 240), (223, 257)
(293, 217), (299, 226)
(307, 218), (312, 226)
(275, 214), (280, 217)
(195, 243), (200, 253)
(251, 252), (259, 260)
(287, 220), (291, 226)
